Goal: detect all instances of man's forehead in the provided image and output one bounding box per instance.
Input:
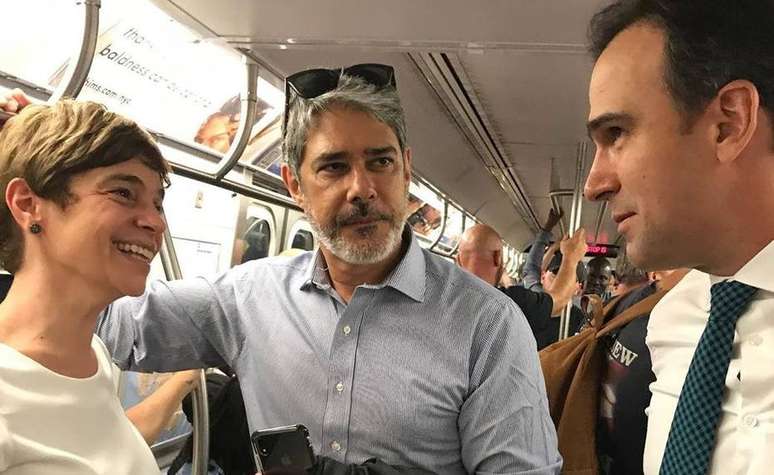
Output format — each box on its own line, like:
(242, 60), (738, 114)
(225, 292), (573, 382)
(303, 107), (401, 161)
(589, 22), (667, 118)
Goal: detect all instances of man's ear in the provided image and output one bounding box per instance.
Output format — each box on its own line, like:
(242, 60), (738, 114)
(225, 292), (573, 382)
(6, 177), (43, 229)
(711, 80), (760, 163)
(281, 164), (305, 209)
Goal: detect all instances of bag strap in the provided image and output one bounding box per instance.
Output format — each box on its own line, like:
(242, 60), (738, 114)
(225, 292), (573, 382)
(596, 270), (689, 338)
(596, 287), (667, 338)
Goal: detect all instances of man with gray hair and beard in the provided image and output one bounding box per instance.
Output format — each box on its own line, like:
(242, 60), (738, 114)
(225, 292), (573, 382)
(97, 64), (561, 474)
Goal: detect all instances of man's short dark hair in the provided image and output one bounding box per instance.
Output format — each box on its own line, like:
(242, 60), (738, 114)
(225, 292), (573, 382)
(589, 0), (774, 134)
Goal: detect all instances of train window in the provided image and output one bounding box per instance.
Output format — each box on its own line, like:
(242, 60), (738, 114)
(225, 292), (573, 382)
(292, 230), (315, 251)
(0, 0), (80, 93)
(407, 180), (444, 248)
(239, 219), (272, 263)
(287, 219), (315, 251)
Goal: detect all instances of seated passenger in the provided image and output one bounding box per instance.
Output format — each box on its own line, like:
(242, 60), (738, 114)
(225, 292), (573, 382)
(0, 99), (170, 474)
(456, 223), (587, 349)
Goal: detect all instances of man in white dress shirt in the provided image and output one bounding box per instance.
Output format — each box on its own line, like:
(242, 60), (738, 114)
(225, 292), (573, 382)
(583, 0), (774, 474)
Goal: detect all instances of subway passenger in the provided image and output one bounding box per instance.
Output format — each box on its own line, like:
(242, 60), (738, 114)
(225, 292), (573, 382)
(597, 260), (688, 475)
(456, 223), (587, 349)
(0, 99), (170, 473)
(585, 1), (774, 473)
(610, 258), (649, 297)
(522, 208), (563, 292)
(97, 65), (562, 474)
(583, 256), (613, 300)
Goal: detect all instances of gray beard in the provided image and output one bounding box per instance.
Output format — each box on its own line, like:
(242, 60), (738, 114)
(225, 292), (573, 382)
(307, 211), (405, 265)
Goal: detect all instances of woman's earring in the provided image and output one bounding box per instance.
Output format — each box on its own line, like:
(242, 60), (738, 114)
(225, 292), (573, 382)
(29, 223), (42, 234)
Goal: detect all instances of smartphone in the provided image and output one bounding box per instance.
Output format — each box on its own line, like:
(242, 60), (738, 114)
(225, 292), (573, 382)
(251, 424), (315, 474)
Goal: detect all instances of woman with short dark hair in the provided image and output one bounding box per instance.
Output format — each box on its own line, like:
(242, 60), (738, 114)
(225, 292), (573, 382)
(0, 99), (170, 474)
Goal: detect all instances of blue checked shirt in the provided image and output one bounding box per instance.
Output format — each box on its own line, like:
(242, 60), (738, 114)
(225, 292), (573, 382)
(98, 229), (561, 474)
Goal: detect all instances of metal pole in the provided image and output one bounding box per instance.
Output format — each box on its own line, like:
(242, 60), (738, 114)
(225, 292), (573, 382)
(48, 0), (100, 103)
(429, 201), (450, 252)
(548, 189), (573, 238)
(559, 142), (587, 340)
(160, 227), (209, 475)
(214, 57), (260, 180)
(593, 201), (608, 245)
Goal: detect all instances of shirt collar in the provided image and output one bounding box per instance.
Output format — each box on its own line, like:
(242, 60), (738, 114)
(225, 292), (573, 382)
(709, 239), (774, 293)
(300, 226), (426, 302)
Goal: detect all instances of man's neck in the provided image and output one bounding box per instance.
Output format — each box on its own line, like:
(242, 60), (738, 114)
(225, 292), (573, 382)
(321, 241), (406, 303)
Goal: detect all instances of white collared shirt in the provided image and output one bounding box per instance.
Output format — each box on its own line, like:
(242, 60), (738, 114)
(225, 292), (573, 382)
(644, 240), (774, 475)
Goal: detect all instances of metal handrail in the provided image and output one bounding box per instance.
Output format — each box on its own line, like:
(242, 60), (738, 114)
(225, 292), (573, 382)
(548, 189), (574, 238)
(593, 201), (608, 245)
(160, 228), (209, 475)
(429, 201), (450, 252)
(214, 57), (260, 180)
(48, 0), (100, 103)
(559, 142), (588, 340)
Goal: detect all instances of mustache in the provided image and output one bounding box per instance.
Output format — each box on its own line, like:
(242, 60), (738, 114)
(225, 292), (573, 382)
(335, 201), (393, 226)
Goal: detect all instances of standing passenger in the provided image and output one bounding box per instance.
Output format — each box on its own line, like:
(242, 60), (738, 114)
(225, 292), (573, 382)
(0, 99), (170, 474)
(584, 1), (774, 473)
(98, 64), (562, 474)
(456, 223), (587, 349)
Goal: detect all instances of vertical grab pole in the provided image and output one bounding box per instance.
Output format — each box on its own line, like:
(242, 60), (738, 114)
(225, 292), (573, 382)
(559, 142), (587, 340)
(160, 227), (209, 475)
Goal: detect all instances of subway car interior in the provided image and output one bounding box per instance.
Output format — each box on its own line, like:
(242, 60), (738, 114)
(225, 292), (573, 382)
(1, 0), (625, 473)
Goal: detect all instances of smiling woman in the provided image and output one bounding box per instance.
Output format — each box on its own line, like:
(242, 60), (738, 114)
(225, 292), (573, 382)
(0, 99), (171, 474)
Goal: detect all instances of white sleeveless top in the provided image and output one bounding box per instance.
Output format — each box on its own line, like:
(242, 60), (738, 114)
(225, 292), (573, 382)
(0, 335), (158, 474)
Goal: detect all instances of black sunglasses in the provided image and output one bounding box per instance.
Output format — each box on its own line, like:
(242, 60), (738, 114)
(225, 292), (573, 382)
(282, 63), (396, 136)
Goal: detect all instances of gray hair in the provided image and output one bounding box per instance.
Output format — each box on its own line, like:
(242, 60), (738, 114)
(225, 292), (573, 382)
(282, 74), (408, 178)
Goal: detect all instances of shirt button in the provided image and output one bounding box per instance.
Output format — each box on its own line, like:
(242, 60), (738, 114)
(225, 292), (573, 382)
(743, 414), (759, 428)
(330, 440), (341, 452)
(343, 325), (351, 335)
(750, 335), (763, 346)
(335, 382), (344, 393)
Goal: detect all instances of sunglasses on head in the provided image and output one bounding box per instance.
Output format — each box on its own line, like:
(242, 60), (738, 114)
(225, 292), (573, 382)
(282, 63), (396, 136)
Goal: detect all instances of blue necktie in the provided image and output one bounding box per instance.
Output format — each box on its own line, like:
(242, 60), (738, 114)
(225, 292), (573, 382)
(659, 280), (758, 475)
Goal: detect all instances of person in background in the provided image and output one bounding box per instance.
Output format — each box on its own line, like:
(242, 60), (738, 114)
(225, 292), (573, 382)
(584, 256), (613, 300)
(597, 262), (688, 475)
(612, 258), (649, 297)
(522, 208), (563, 292)
(0, 98), (169, 474)
(457, 223), (587, 349)
(584, 1), (774, 472)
